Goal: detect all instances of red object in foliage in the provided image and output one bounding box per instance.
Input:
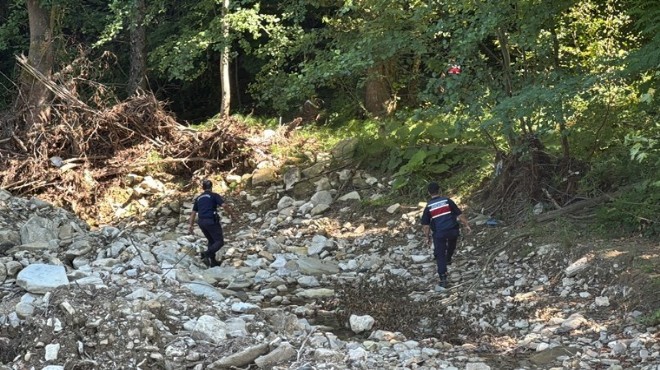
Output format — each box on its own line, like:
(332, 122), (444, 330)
(448, 65), (461, 75)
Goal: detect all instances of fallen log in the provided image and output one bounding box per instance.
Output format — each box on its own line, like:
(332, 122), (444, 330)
(534, 194), (610, 222)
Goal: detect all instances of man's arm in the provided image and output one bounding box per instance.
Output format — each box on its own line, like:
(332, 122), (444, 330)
(421, 206), (432, 245)
(458, 214), (472, 234)
(422, 224), (431, 244)
(221, 202), (239, 219)
(188, 211), (197, 234)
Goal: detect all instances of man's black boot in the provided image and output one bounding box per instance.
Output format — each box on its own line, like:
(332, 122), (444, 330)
(440, 274), (448, 288)
(435, 274), (448, 292)
(210, 258), (221, 267)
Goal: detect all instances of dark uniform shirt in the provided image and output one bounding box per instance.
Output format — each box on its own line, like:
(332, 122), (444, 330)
(193, 191), (224, 223)
(421, 196), (461, 236)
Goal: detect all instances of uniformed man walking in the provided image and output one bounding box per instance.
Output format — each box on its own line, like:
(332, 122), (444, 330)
(421, 182), (471, 290)
(188, 179), (234, 267)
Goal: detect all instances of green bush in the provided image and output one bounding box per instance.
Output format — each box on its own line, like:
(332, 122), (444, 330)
(352, 115), (491, 196)
(594, 179), (660, 236)
(639, 309), (660, 327)
(582, 149), (660, 236)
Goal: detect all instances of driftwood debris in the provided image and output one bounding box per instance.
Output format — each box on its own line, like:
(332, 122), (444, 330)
(1, 55), (258, 221)
(534, 194), (610, 222)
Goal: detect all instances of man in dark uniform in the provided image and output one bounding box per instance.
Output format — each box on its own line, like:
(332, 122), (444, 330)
(188, 179), (233, 267)
(421, 182), (471, 290)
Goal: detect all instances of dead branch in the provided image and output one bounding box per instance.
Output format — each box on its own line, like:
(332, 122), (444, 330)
(3, 57), (257, 225)
(534, 194), (610, 222)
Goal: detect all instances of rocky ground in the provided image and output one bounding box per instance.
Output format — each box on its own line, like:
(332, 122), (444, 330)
(0, 156), (658, 370)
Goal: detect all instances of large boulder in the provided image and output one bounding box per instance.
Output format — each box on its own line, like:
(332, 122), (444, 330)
(16, 264), (69, 294)
(20, 216), (57, 244)
(252, 167), (278, 186)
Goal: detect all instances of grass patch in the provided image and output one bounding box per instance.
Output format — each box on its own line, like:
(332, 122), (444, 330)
(639, 309), (660, 326)
(360, 195), (391, 208)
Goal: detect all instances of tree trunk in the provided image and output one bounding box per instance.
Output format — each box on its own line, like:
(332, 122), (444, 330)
(18, 0), (55, 127)
(365, 63), (391, 117)
(407, 56), (421, 106)
(551, 25), (571, 162)
(127, 0), (147, 96)
(495, 28), (517, 149)
(219, 0), (231, 118)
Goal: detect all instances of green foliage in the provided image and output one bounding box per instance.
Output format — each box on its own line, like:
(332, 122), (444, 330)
(639, 309), (660, 327)
(0, 0), (28, 53)
(626, 123), (659, 164)
(349, 113), (491, 196)
(250, 0), (440, 114)
(594, 179), (660, 237)
(360, 195), (391, 208)
(149, 1), (292, 83)
(581, 148), (657, 192)
(582, 149), (660, 236)
(2, 0), (658, 242)
(0, 0), (27, 109)
(390, 145), (454, 190)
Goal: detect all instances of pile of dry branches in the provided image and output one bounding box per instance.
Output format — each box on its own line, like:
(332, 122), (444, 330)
(474, 136), (592, 223)
(0, 55), (255, 220)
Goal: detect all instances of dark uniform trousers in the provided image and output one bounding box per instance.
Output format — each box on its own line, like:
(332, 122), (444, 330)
(198, 218), (224, 265)
(433, 228), (459, 278)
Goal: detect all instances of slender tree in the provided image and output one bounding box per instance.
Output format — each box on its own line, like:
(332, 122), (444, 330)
(219, 0), (231, 117)
(19, 0), (56, 127)
(127, 0), (147, 96)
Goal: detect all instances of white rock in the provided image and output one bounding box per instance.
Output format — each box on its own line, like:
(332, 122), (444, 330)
(347, 347), (368, 361)
(297, 275), (320, 288)
(411, 255), (430, 263)
(295, 288), (335, 299)
(136, 176), (165, 194)
(565, 255), (592, 277)
(310, 204), (330, 216)
(231, 302), (260, 313)
(595, 296), (610, 307)
(225, 317), (249, 337)
(20, 216), (57, 244)
(561, 313), (587, 330)
(310, 191), (333, 206)
(465, 363), (491, 370)
(16, 264), (69, 294)
(254, 342), (296, 368)
(349, 314), (375, 333)
(514, 319), (529, 329)
(188, 315), (227, 344)
(277, 196), (295, 210)
(386, 203), (400, 214)
(609, 340), (627, 356)
(44, 343), (61, 361)
(338, 191), (361, 201)
(365, 176), (378, 185)
(337, 169), (352, 181)
(15, 302), (35, 319)
(536, 342), (550, 351)
(314, 177), (332, 191)
(308, 235), (329, 256)
(182, 283), (224, 302)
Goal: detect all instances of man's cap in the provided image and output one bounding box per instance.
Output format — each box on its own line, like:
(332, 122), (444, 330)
(202, 179), (212, 190)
